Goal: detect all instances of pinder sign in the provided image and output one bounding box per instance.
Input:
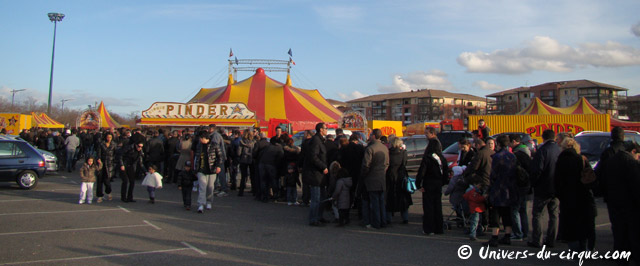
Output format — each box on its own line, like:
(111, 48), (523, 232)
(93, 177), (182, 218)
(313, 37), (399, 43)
(525, 122), (586, 137)
(141, 102), (256, 119)
(380, 126), (397, 136)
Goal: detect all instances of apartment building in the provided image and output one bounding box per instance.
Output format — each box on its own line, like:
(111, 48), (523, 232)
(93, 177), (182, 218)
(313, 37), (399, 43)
(620, 94), (640, 121)
(347, 89), (488, 125)
(486, 80), (628, 117)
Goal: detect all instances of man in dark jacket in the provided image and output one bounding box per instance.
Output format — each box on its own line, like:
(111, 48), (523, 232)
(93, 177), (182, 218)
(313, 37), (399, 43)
(252, 132), (270, 201)
(96, 132), (117, 203)
(604, 142), (640, 264)
(360, 129), (389, 229)
(258, 137), (284, 202)
(527, 129), (561, 248)
(303, 123), (329, 226)
(463, 138), (494, 190)
(510, 134), (532, 241)
(119, 141), (145, 202)
(340, 134), (365, 211)
(416, 126), (450, 235)
(192, 131), (222, 213)
(298, 130), (314, 205)
(147, 130), (165, 177)
(165, 130), (181, 183)
(595, 126), (625, 202)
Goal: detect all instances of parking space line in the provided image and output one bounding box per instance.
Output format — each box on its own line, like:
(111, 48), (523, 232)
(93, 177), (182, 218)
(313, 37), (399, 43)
(596, 223), (611, 227)
(0, 197), (76, 203)
(143, 220), (162, 230)
(0, 224), (150, 236)
(0, 208), (122, 216)
(182, 241), (207, 255)
(0, 247), (192, 265)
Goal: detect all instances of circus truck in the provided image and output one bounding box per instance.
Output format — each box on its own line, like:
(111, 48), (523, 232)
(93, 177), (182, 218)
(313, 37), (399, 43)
(467, 114), (611, 144)
(468, 97), (640, 143)
(137, 102), (297, 138)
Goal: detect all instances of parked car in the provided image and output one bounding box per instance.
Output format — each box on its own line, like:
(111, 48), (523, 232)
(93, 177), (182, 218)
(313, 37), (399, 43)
(403, 135), (428, 171)
(292, 129), (353, 147)
(575, 130), (640, 169)
(437, 131), (472, 151)
(37, 149), (58, 172)
(0, 136), (47, 189)
(441, 138), (475, 169)
(490, 132), (538, 154)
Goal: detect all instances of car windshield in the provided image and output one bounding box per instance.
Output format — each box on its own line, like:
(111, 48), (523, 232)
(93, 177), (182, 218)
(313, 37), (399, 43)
(576, 135), (610, 161)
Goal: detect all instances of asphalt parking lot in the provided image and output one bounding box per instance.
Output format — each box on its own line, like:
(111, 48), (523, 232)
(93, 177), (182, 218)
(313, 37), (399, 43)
(0, 170), (620, 266)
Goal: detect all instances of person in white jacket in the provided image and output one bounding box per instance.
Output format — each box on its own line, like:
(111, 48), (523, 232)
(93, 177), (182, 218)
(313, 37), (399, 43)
(141, 165), (163, 204)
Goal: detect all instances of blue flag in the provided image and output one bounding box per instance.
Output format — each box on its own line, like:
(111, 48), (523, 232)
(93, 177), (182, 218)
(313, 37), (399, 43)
(235, 56), (239, 65)
(288, 48), (292, 57)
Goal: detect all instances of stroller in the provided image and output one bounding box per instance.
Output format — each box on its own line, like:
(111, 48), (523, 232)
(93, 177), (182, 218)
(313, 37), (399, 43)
(444, 168), (470, 230)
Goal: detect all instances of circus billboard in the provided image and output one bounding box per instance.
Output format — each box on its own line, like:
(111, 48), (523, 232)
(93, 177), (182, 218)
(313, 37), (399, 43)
(138, 102), (258, 127)
(77, 109), (101, 129)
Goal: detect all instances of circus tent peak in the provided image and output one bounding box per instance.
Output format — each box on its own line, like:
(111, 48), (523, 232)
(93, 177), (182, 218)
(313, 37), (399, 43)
(97, 101), (122, 128)
(190, 68), (342, 123)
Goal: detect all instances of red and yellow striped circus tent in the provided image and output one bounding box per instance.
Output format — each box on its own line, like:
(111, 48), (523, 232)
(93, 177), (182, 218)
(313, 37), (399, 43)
(97, 101), (122, 128)
(31, 112), (64, 128)
(517, 97), (602, 115)
(189, 68), (342, 126)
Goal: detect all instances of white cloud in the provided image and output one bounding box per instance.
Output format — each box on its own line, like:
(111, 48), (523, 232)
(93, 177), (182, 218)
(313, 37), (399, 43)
(338, 91), (367, 101)
(473, 81), (504, 91)
(313, 5), (366, 33)
(378, 70), (455, 92)
(632, 21), (640, 37)
(457, 36), (640, 74)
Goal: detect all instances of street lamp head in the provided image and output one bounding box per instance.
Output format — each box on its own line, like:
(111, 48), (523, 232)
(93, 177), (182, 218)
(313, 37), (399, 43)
(48, 13), (65, 22)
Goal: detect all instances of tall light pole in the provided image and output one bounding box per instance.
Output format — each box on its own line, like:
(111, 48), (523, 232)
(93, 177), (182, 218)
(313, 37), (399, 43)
(47, 12), (65, 115)
(60, 98), (73, 112)
(11, 89), (26, 108)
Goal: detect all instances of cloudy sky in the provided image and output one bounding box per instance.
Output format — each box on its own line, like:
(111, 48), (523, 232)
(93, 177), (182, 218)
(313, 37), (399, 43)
(1, 0), (639, 115)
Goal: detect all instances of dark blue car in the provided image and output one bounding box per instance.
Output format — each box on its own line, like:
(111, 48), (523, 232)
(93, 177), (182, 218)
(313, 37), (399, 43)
(0, 136), (47, 189)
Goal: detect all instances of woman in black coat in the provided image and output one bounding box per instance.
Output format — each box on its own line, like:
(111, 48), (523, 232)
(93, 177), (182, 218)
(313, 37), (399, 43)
(554, 138), (596, 252)
(385, 138), (413, 224)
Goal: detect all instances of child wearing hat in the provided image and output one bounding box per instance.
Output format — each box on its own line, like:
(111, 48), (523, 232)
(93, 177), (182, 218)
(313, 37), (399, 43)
(141, 165), (163, 204)
(177, 161), (197, 210)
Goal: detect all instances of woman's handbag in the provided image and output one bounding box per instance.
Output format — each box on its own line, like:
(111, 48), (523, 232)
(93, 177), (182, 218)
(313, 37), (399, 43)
(405, 176), (417, 194)
(581, 156), (597, 185)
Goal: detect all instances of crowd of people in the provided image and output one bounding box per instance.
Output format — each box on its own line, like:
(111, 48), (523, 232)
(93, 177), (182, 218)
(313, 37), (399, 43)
(14, 122), (640, 264)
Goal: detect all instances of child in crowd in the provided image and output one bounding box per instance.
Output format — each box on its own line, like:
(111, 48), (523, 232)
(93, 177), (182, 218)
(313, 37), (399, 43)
(79, 156), (102, 204)
(285, 163), (301, 206)
(463, 184), (487, 241)
(332, 167), (352, 226)
(142, 165), (163, 204)
(177, 161), (197, 210)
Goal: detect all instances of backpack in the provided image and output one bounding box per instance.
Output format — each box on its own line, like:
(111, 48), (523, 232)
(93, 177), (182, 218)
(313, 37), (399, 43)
(47, 137), (55, 151)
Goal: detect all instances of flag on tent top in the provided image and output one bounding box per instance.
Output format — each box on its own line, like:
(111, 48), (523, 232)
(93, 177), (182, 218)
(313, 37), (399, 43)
(288, 48), (292, 57)
(289, 57), (296, 65)
(235, 56), (239, 65)
(229, 48), (233, 57)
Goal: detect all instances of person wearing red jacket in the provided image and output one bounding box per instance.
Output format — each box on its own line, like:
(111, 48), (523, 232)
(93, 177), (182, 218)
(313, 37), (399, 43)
(464, 185), (486, 241)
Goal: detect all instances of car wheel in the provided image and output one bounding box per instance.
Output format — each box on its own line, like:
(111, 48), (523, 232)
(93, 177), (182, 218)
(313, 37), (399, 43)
(17, 170), (38, 189)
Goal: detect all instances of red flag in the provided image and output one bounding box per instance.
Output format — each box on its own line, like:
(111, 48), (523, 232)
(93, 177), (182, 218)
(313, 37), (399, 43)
(229, 48), (233, 57)
(289, 57), (296, 65)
